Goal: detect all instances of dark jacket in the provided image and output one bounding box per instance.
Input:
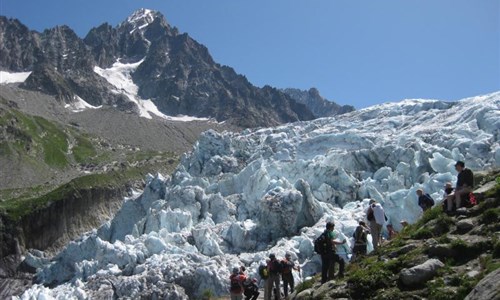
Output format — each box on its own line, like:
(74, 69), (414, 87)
(457, 168), (474, 188)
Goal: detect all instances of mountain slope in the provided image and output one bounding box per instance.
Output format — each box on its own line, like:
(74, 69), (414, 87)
(0, 10), (321, 128)
(14, 92), (499, 299)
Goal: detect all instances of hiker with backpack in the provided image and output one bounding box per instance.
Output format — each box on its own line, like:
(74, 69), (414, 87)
(281, 253), (300, 298)
(366, 199), (385, 252)
(316, 221), (346, 284)
(258, 261), (269, 299)
(416, 189), (435, 212)
(351, 221), (369, 262)
(265, 254), (282, 300)
(229, 266), (247, 300)
(446, 161), (474, 212)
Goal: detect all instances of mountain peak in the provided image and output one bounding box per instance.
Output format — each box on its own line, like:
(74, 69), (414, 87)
(124, 8), (162, 33)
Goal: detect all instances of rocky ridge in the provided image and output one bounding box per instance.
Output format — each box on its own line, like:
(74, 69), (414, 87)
(0, 8), (355, 128)
(282, 87), (355, 118)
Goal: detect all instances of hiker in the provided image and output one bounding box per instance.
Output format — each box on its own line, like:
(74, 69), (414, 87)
(281, 253), (300, 298)
(242, 277), (260, 300)
(386, 224), (398, 240)
(366, 199), (385, 251)
(351, 221), (369, 261)
(320, 222), (346, 284)
(446, 161), (474, 212)
(441, 182), (454, 211)
(229, 266), (247, 300)
(416, 189), (435, 212)
(258, 261), (269, 299)
(265, 254), (281, 300)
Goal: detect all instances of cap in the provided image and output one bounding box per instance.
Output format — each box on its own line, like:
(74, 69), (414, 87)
(269, 253), (276, 259)
(369, 199), (376, 204)
(232, 267), (240, 274)
(326, 222), (335, 229)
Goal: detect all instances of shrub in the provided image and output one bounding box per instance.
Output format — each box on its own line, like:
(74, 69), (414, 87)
(493, 241), (500, 259)
(295, 277), (315, 294)
(411, 227), (433, 239)
(480, 208), (500, 225)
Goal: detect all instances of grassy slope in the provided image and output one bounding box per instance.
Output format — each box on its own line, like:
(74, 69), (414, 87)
(0, 105), (179, 221)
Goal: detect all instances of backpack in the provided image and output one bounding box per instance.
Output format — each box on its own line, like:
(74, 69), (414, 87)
(367, 207), (374, 221)
(314, 232), (330, 255)
(269, 259), (283, 275)
(258, 265), (268, 279)
(354, 226), (367, 244)
(424, 194), (435, 207)
(229, 275), (242, 293)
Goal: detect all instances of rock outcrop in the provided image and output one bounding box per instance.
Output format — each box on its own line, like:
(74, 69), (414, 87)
(399, 258), (444, 287)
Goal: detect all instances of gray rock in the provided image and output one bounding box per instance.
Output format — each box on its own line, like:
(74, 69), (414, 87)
(389, 243), (418, 258)
(295, 288), (313, 300)
(456, 219), (474, 232)
(399, 258), (445, 286)
(466, 270), (481, 278)
(465, 268), (500, 300)
(427, 244), (457, 259)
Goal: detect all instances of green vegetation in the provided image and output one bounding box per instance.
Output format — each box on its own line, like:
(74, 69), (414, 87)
(480, 208), (500, 225)
(72, 134), (97, 163)
(295, 276), (317, 294)
(0, 167), (149, 220)
(347, 256), (394, 299)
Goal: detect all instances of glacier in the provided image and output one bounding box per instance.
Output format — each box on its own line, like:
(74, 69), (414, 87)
(17, 92), (500, 299)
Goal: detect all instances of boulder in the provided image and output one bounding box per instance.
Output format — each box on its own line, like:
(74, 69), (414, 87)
(399, 259), (444, 287)
(465, 268), (500, 300)
(456, 219), (474, 233)
(295, 288), (313, 300)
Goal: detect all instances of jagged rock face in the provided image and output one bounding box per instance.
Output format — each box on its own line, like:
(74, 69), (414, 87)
(0, 17), (40, 71)
(283, 87), (355, 118)
(0, 9), (316, 128)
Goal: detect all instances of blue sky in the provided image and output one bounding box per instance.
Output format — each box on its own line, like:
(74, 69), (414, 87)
(1, 0), (499, 108)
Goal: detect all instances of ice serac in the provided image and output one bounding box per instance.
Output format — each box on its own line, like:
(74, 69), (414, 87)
(17, 93), (500, 299)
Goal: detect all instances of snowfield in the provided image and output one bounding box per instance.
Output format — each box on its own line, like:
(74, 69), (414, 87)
(17, 92), (500, 299)
(0, 71), (31, 84)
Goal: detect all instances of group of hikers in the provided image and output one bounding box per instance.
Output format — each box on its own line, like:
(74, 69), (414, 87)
(417, 160), (475, 214)
(228, 160), (476, 298)
(229, 253), (300, 300)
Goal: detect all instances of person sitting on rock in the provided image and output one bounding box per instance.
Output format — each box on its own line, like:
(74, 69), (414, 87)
(242, 277), (260, 300)
(229, 266), (247, 300)
(446, 161), (474, 212)
(416, 189), (435, 212)
(441, 182), (454, 211)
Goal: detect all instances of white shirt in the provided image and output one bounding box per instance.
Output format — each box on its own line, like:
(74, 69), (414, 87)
(372, 203), (385, 225)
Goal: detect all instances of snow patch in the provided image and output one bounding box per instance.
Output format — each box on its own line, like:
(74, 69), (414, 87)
(94, 59), (209, 122)
(64, 95), (102, 113)
(0, 71), (31, 84)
